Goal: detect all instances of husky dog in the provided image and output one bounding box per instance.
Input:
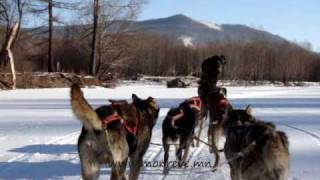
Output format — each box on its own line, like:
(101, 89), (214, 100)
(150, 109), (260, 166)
(183, 97), (206, 147)
(206, 87), (231, 169)
(70, 84), (129, 180)
(198, 55), (226, 119)
(224, 108), (289, 180)
(110, 95), (160, 180)
(162, 101), (197, 174)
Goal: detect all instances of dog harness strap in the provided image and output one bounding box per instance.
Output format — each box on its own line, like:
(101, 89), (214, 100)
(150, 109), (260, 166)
(219, 98), (229, 108)
(188, 97), (202, 111)
(123, 123), (136, 135)
(123, 106), (140, 135)
(171, 110), (184, 126)
(101, 114), (123, 126)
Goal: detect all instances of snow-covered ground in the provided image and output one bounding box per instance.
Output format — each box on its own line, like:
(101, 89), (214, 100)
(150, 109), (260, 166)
(0, 84), (320, 180)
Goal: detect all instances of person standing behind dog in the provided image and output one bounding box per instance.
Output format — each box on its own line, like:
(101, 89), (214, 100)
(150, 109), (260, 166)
(198, 55), (226, 114)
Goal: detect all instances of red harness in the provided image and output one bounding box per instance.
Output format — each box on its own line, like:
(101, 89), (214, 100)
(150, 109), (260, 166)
(101, 114), (124, 126)
(186, 97), (202, 111)
(170, 97), (202, 126)
(103, 103), (140, 136)
(123, 107), (141, 135)
(211, 95), (230, 124)
(170, 109), (184, 126)
(217, 95), (229, 109)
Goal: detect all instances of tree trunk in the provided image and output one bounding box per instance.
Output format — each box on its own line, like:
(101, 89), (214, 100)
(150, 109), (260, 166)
(7, 49), (16, 89)
(1, 22), (20, 90)
(48, 0), (54, 72)
(90, 0), (99, 75)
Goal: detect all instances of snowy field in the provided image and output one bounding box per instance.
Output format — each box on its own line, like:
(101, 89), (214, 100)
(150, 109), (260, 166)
(0, 83), (320, 180)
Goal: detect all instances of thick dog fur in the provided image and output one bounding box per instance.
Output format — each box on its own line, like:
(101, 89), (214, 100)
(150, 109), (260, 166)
(206, 87), (229, 169)
(131, 95), (159, 180)
(70, 84), (102, 130)
(162, 101), (196, 174)
(110, 94), (160, 180)
(198, 55), (226, 116)
(71, 84), (129, 180)
(224, 115), (289, 180)
(188, 98), (207, 147)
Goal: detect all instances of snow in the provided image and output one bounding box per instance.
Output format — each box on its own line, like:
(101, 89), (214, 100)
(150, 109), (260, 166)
(179, 36), (194, 47)
(0, 83), (320, 179)
(199, 21), (222, 31)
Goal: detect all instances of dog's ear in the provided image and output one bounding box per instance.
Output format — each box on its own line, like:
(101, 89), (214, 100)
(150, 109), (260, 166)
(245, 105), (252, 115)
(132, 94), (139, 102)
(219, 87), (227, 97)
(147, 96), (153, 102)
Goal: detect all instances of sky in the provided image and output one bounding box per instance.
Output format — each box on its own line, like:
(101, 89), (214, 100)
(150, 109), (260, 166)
(138, 0), (320, 52)
(26, 0), (320, 52)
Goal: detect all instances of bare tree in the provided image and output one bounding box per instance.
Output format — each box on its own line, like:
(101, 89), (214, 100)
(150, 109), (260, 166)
(90, 0), (99, 75)
(47, 0), (53, 72)
(0, 0), (25, 89)
(27, 0), (80, 72)
(85, 0), (147, 76)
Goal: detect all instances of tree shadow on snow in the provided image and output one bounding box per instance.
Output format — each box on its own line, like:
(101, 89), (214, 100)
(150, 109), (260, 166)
(0, 144), (116, 179)
(0, 160), (113, 179)
(0, 160), (81, 179)
(9, 144), (77, 154)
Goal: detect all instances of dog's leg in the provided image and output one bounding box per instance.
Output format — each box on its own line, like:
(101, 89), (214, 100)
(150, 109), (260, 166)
(208, 124), (214, 153)
(182, 139), (191, 165)
(176, 141), (183, 162)
(119, 160), (128, 180)
(78, 142), (101, 180)
(129, 156), (143, 180)
(80, 158), (101, 180)
(211, 125), (222, 171)
(192, 125), (197, 147)
(230, 166), (241, 180)
(163, 137), (170, 174)
(111, 160), (128, 180)
(196, 117), (204, 147)
(177, 136), (189, 167)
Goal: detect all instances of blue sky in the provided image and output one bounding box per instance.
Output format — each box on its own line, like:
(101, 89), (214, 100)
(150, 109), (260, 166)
(139, 0), (320, 51)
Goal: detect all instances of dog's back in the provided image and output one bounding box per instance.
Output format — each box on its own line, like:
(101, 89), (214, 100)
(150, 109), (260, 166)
(225, 122), (289, 180)
(162, 102), (196, 140)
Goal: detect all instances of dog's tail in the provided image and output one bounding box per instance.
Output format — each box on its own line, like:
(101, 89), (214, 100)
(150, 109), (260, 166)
(70, 84), (102, 130)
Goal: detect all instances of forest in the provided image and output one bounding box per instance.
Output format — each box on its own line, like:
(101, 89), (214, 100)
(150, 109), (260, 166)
(1, 0), (320, 90)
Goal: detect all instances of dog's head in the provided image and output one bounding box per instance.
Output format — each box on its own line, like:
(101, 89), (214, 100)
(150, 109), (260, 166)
(201, 55), (226, 74)
(132, 94), (160, 126)
(229, 105), (256, 126)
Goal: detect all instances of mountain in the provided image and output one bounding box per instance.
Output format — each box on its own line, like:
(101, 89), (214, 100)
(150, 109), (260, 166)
(26, 14), (287, 47)
(127, 14), (287, 46)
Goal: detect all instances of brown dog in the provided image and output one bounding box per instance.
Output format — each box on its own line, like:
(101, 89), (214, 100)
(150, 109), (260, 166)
(110, 95), (160, 180)
(207, 87), (229, 169)
(198, 55), (226, 119)
(224, 107), (289, 180)
(71, 84), (129, 180)
(184, 97), (206, 147)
